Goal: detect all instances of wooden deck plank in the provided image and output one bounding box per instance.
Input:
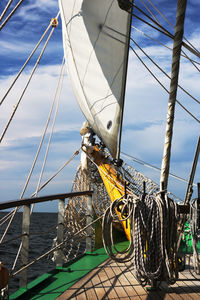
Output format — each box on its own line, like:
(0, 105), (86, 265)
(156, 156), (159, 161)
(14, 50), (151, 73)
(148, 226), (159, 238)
(85, 287), (98, 300)
(57, 254), (200, 300)
(76, 288), (87, 299)
(104, 286), (119, 298)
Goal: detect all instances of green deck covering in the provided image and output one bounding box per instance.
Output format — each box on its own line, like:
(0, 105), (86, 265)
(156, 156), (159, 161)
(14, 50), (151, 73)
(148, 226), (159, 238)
(179, 222), (200, 254)
(10, 241), (129, 299)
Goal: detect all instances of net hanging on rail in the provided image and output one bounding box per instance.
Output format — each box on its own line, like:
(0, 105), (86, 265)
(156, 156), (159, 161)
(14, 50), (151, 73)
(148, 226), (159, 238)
(62, 160), (160, 262)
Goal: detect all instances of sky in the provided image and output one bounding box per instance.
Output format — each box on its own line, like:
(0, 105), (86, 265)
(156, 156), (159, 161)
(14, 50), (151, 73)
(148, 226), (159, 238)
(0, 0), (200, 212)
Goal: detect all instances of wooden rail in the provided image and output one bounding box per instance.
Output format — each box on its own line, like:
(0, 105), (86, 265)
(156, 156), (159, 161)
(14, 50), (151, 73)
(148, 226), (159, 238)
(0, 191), (93, 210)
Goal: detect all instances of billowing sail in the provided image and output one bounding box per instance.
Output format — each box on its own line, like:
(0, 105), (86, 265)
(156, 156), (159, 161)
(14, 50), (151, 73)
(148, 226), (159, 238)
(59, 0), (132, 159)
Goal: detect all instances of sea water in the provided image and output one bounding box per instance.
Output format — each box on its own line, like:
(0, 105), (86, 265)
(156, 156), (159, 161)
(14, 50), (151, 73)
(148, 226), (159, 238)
(0, 212), (58, 294)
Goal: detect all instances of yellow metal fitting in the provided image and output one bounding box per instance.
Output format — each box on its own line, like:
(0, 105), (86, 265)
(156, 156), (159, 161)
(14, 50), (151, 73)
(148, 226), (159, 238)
(51, 18), (58, 28)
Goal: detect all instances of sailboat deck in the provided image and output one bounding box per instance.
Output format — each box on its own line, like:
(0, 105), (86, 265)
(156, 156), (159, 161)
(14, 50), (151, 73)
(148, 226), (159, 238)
(57, 255), (200, 300)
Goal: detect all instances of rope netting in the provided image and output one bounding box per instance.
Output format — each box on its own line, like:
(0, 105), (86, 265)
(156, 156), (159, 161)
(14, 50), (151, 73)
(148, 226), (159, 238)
(63, 160), (109, 261)
(63, 159), (160, 262)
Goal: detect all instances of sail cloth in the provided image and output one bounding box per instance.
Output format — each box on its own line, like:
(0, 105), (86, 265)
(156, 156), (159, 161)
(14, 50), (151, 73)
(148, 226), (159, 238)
(59, 0), (132, 159)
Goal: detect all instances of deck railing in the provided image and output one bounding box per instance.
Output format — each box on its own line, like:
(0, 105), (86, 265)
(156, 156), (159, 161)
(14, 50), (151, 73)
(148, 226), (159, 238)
(0, 191), (93, 289)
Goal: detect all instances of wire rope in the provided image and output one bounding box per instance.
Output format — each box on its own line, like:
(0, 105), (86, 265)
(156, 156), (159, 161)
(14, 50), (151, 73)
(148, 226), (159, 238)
(131, 25), (200, 66)
(121, 152), (197, 187)
(0, 0), (13, 23)
(132, 12), (200, 59)
(0, 0), (24, 31)
(145, 0), (200, 57)
(0, 27), (55, 143)
(0, 21), (52, 106)
(131, 38), (200, 105)
(11, 149), (80, 271)
(129, 44), (200, 124)
(11, 214), (103, 276)
(35, 58), (65, 196)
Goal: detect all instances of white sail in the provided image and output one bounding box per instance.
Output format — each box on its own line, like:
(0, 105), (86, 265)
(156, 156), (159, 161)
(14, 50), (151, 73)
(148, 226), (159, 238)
(59, 0), (132, 159)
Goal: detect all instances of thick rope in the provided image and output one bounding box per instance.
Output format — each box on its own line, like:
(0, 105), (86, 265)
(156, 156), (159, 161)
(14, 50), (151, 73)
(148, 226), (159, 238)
(102, 192), (178, 285)
(102, 196), (134, 263)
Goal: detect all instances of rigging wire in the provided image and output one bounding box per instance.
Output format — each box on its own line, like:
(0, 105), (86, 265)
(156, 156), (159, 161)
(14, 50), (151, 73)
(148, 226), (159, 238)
(131, 38), (200, 105)
(0, 210), (13, 226)
(131, 25), (200, 66)
(0, 48), (64, 247)
(145, 0), (200, 57)
(0, 0), (13, 23)
(0, 26), (56, 144)
(0, 149), (80, 230)
(11, 148), (81, 271)
(132, 13), (172, 39)
(9, 59), (67, 268)
(140, 0), (200, 72)
(132, 2), (173, 38)
(0, 0), (24, 31)
(132, 12), (200, 59)
(0, 21), (53, 107)
(11, 58), (66, 269)
(103, 25), (200, 109)
(11, 214), (103, 276)
(34, 57), (65, 196)
(31, 149), (81, 197)
(139, 0), (161, 26)
(121, 152), (197, 187)
(129, 44), (200, 124)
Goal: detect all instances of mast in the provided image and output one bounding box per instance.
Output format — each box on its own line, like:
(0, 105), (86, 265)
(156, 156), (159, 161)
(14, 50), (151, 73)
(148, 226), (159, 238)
(160, 0), (187, 191)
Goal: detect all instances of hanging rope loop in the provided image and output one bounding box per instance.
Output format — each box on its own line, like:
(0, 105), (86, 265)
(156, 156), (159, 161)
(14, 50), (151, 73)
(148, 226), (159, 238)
(102, 191), (179, 286)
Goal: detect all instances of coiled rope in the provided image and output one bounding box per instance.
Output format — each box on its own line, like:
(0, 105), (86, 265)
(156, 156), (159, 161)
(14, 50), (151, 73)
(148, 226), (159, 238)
(102, 195), (134, 263)
(102, 192), (178, 286)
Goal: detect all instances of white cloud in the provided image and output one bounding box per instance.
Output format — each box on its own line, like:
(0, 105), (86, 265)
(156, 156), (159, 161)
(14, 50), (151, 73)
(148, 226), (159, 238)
(0, 64), (84, 144)
(15, 0), (58, 21)
(0, 0), (200, 209)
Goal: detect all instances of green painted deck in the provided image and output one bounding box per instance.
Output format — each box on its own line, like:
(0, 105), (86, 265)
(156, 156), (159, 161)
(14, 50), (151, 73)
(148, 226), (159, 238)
(10, 242), (200, 300)
(10, 242), (128, 300)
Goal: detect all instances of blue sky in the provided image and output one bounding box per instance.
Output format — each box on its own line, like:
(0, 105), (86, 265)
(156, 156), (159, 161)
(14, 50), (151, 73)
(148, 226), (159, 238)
(0, 0), (200, 211)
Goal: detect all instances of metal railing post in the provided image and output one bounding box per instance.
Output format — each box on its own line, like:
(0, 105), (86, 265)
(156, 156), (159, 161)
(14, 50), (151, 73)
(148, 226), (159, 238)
(86, 194), (93, 252)
(56, 197), (65, 267)
(19, 204), (30, 288)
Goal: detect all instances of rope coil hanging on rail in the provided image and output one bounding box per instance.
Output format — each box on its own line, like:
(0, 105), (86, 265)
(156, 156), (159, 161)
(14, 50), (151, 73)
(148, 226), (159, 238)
(102, 192), (179, 286)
